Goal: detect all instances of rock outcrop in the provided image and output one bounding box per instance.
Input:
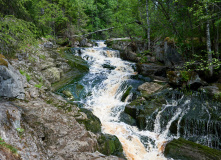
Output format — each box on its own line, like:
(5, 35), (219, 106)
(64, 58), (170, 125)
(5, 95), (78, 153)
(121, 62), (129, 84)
(137, 63), (167, 79)
(0, 43), (124, 160)
(0, 62), (26, 99)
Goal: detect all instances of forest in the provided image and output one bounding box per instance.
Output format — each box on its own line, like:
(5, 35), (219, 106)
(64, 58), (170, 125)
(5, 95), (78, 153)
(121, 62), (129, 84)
(0, 0), (221, 78)
(1, 1), (221, 160)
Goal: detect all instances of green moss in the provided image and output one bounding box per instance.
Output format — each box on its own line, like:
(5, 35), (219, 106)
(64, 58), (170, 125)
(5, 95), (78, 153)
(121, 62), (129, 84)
(164, 138), (221, 160)
(76, 108), (101, 133)
(52, 48), (89, 91)
(121, 86), (132, 102)
(180, 71), (190, 81)
(34, 83), (43, 89)
(97, 134), (124, 158)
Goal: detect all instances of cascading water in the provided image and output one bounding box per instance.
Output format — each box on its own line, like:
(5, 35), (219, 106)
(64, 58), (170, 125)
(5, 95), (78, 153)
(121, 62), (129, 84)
(58, 41), (221, 159)
(58, 41), (189, 160)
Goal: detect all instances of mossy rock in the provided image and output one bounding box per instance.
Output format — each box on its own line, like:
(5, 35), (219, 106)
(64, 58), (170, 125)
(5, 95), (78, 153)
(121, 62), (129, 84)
(124, 90), (167, 130)
(62, 90), (74, 99)
(52, 48), (89, 91)
(97, 134), (125, 158)
(164, 138), (221, 160)
(0, 54), (8, 67)
(76, 108), (101, 133)
(119, 112), (136, 126)
(121, 86), (132, 102)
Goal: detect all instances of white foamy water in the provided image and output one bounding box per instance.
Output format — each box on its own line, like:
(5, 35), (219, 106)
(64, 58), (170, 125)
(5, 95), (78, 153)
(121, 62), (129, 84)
(76, 41), (185, 160)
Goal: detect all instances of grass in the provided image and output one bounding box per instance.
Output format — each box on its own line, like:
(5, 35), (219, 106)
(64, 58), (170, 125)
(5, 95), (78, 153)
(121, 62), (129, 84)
(34, 83), (43, 89)
(19, 70), (31, 82)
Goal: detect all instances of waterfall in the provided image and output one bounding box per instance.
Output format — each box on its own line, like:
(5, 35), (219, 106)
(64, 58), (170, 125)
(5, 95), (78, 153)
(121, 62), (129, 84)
(58, 40), (221, 159)
(62, 41), (186, 160)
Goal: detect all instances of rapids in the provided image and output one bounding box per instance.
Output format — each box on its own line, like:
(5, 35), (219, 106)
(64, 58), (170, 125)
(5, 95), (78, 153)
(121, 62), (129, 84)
(58, 41), (183, 160)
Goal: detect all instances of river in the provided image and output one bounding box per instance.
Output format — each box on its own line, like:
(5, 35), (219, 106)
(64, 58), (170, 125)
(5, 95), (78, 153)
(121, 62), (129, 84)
(57, 41), (221, 159)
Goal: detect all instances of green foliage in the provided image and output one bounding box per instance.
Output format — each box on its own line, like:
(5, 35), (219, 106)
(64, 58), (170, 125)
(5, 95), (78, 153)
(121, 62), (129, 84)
(19, 70), (31, 82)
(180, 71), (190, 81)
(35, 83), (43, 89)
(183, 53), (221, 72)
(16, 128), (24, 133)
(0, 15), (38, 56)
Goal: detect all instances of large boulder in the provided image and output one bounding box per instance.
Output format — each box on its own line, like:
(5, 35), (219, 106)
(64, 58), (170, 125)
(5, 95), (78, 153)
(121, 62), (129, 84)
(154, 40), (183, 67)
(0, 99), (123, 160)
(164, 138), (221, 160)
(201, 83), (221, 102)
(138, 82), (164, 95)
(97, 134), (124, 158)
(137, 63), (167, 77)
(0, 62), (26, 99)
(124, 88), (168, 130)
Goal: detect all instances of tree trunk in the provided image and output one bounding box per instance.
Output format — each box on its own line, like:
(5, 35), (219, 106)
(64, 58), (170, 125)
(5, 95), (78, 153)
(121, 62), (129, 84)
(215, 17), (219, 59)
(206, 4), (213, 76)
(146, 0), (151, 50)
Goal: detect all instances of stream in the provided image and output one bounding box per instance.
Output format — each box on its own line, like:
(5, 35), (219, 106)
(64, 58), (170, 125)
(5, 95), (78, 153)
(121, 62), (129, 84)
(57, 41), (221, 160)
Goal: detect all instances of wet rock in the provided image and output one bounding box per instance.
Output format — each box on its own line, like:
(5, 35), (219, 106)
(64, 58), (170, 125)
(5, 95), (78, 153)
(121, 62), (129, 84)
(102, 64), (116, 70)
(0, 62), (26, 99)
(124, 90), (167, 130)
(121, 86), (132, 102)
(119, 112), (136, 126)
(138, 82), (163, 95)
(124, 104), (137, 119)
(164, 138), (221, 160)
(97, 134), (124, 158)
(76, 108), (102, 134)
(62, 90), (74, 99)
(137, 63), (167, 77)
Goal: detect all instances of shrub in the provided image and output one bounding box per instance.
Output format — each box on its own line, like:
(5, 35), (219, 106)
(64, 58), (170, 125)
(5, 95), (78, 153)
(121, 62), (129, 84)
(0, 15), (38, 57)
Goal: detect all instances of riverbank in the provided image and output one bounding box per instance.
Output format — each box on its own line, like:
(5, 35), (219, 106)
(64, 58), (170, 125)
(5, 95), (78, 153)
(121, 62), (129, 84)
(0, 40), (125, 160)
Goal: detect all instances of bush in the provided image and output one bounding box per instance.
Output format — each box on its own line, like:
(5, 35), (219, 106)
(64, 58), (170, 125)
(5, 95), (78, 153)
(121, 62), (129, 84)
(0, 15), (38, 57)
